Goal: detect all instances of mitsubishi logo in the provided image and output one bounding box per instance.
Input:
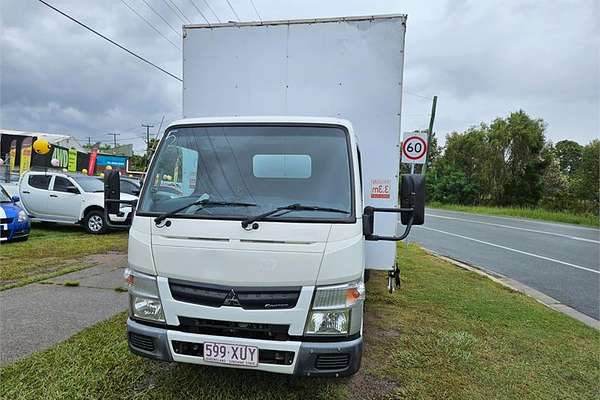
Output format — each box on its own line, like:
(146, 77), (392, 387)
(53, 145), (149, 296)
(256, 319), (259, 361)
(223, 289), (241, 307)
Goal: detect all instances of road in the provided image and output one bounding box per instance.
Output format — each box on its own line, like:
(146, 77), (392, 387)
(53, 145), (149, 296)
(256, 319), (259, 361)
(409, 208), (600, 320)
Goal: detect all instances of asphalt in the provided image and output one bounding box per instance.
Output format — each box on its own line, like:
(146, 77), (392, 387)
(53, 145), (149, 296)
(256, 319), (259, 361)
(409, 208), (600, 320)
(0, 257), (128, 365)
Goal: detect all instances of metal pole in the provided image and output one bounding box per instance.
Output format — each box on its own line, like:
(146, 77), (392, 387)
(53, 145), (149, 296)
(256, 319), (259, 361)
(410, 163), (415, 174)
(422, 95), (437, 175)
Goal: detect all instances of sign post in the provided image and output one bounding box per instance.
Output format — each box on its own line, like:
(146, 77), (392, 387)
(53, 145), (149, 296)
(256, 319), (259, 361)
(401, 131), (428, 173)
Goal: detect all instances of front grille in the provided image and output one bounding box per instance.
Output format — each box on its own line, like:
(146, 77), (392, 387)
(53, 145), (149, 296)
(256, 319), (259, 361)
(315, 354), (350, 370)
(177, 316), (290, 341)
(0, 218), (13, 224)
(171, 340), (294, 365)
(169, 279), (301, 310)
(129, 332), (155, 352)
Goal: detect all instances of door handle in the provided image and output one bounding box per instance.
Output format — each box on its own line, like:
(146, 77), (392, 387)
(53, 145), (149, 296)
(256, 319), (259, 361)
(49, 194), (58, 198)
(22, 191), (30, 194)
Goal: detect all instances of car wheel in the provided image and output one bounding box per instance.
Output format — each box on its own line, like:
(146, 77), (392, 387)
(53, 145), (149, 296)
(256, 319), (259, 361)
(84, 210), (106, 234)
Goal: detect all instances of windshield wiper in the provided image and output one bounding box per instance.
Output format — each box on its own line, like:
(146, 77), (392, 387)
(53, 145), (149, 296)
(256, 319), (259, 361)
(154, 199), (257, 224)
(241, 203), (349, 229)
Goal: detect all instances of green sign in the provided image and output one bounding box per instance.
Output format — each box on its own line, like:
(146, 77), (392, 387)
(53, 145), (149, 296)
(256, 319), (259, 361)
(68, 148), (77, 172)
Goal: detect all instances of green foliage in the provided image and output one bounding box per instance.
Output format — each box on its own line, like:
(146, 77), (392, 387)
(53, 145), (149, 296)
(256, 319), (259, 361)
(554, 140), (583, 176)
(427, 110), (597, 216)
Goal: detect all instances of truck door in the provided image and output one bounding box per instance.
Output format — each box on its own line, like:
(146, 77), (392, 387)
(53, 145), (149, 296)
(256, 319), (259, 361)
(47, 176), (82, 222)
(20, 174), (53, 219)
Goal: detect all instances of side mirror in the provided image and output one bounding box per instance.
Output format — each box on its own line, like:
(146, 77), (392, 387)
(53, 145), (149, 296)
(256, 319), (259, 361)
(400, 174), (425, 225)
(11, 195), (20, 203)
(104, 170), (121, 214)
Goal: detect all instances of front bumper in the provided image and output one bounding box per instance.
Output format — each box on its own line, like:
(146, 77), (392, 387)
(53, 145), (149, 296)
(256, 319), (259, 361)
(0, 221), (30, 241)
(127, 318), (362, 377)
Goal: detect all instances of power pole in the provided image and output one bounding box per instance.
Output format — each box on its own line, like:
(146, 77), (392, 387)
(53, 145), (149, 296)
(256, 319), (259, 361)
(107, 132), (120, 148)
(422, 95), (437, 175)
(86, 137), (92, 146)
(141, 123), (154, 156)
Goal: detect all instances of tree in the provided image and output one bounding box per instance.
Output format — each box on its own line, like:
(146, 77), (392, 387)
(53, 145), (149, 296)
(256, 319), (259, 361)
(489, 110), (548, 206)
(571, 140), (600, 214)
(540, 157), (569, 211)
(554, 140), (583, 176)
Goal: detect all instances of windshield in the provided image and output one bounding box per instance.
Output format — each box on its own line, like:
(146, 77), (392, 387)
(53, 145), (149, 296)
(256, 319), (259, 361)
(138, 124), (354, 221)
(0, 186), (11, 202)
(73, 176), (105, 192)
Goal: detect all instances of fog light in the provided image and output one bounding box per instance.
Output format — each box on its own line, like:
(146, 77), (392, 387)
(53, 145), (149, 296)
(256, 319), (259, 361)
(305, 310), (349, 335)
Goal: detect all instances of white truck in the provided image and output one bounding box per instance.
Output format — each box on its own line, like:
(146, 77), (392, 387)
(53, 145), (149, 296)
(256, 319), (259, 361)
(105, 14), (425, 377)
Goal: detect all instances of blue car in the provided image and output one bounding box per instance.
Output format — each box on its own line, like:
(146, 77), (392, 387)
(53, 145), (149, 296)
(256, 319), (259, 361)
(0, 184), (30, 242)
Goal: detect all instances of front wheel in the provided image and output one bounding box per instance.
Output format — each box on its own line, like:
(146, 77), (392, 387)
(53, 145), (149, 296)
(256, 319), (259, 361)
(84, 210), (107, 234)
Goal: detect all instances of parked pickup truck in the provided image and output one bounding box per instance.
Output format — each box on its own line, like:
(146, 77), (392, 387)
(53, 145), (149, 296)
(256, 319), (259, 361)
(19, 171), (136, 234)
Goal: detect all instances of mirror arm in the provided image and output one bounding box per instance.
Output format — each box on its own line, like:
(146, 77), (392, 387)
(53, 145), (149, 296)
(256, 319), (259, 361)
(365, 210), (414, 241)
(364, 193), (417, 241)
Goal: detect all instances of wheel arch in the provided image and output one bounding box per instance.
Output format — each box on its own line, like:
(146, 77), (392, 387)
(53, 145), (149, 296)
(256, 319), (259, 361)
(81, 205), (104, 222)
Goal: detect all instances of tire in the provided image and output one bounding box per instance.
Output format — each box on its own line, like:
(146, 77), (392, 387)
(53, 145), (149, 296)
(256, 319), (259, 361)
(84, 210), (107, 234)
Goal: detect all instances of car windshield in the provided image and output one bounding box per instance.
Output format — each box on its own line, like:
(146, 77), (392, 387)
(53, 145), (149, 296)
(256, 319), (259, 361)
(73, 176), (105, 192)
(138, 125), (353, 221)
(0, 186), (11, 202)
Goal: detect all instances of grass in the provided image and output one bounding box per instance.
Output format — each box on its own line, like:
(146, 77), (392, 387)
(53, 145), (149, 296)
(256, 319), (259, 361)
(0, 222), (128, 290)
(62, 280), (80, 287)
(1, 244), (598, 400)
(428, 202), (599, 227)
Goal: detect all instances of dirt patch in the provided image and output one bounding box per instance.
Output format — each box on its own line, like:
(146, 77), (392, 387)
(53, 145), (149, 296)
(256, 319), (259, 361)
(347, 370), (398, 400)
(84, 252), (127, 268)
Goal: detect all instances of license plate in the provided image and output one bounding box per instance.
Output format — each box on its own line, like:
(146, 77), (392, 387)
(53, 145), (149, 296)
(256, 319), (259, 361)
(203, 342), (259, 367)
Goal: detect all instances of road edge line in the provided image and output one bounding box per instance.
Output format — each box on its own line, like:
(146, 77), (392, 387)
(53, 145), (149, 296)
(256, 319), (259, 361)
(421, 247), (600, 331)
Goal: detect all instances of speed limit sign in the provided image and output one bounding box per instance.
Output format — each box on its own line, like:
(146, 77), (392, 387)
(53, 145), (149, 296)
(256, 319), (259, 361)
(402, 131), (428, 164)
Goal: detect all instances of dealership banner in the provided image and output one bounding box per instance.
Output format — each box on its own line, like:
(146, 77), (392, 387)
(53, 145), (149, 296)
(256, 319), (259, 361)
(19, 137), (33, 175)
(68, 148), (77, 172)
(9, 140), (16, 173)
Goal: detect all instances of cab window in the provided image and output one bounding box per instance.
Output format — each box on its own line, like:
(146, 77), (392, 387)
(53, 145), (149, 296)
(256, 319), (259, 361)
(53, 177), (78, 193)
(28, 175), (52, 190)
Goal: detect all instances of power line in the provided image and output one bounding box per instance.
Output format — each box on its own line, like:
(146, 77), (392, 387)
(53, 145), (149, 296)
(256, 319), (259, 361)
(107, 132), (121, 147)
(404, 90), (433, 101)
(167, 0), (191, 23)
(189, 0), (211, 25)
(35, 0), (182, 82)
(226, 0), (240, 21)
(142, 124), (155, 156)
(203, 0), (221, 23)
(161, 0), (187, 24)
(140, 0), (180, 36)
(120, 0), (181, 50)
(249, 0), (261, 22)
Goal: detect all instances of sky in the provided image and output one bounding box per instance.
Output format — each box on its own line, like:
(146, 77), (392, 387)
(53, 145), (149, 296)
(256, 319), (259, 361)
(1, 0), (598, 153)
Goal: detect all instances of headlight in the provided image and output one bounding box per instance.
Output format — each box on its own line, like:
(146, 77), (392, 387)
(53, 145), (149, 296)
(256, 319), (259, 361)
(312, 281), (365, 310)
(125, 268), (165, 323)
(17, 210), (28, 222)
(305, 281), (365, 336)
(305, 310), (349, 335)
